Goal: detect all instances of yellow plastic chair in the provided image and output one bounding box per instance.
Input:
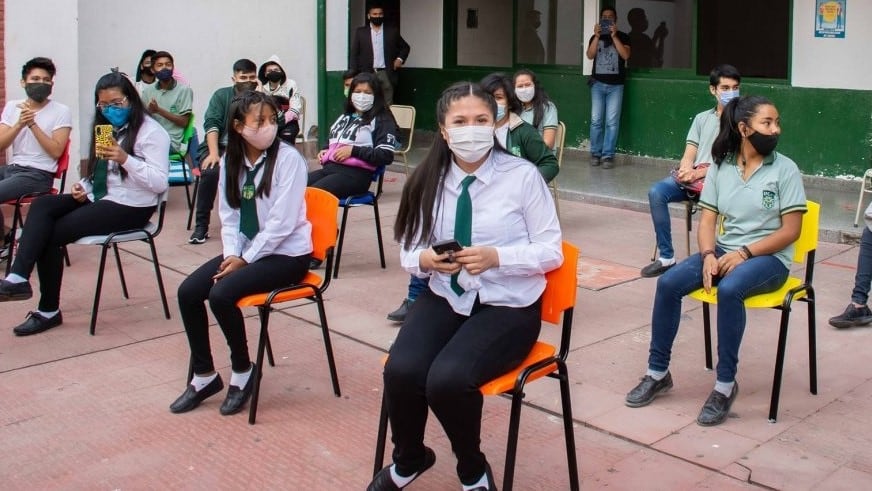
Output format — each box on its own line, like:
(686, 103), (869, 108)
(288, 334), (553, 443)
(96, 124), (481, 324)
(550, 121), (566, 217)
(373, 241), (581, 491)
(688, 200), (820, 422)
(389, 105), (416, 175)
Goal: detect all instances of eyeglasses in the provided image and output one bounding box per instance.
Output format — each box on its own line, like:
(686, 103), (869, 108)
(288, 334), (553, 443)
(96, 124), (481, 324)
(96, 97), (128, 110)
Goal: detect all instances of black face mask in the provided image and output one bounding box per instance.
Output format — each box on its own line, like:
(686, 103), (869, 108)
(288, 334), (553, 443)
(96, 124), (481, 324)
(25, 83), (52, 103)
(370, 17), (384, 26)
(235, 81), (258, 93)
(747, 131), (779, 156)
(141, 66), (153, 76)
(265, 71), (284, 83)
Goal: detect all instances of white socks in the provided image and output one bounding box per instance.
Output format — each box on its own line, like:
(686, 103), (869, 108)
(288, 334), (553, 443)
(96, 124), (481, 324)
(714, 380), (735, 397)
(230, 364), (253, 388)
(646, 369), (668, 381)
(191, 372), (218, 391)
(37, 309), (59, 319)
(389, 465), (418, 487)
(657, 257), (676, 267)
(5, 274), (26, 284)
(462, 472), (490, 490)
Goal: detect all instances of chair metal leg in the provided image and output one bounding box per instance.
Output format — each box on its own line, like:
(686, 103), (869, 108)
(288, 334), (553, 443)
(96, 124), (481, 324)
(249, 305), (271, 425)
(558, 361), (580, 491)
(551, 181), (561, 220)
(768, 307), (793, 423)
(333, 206), (351, 279)
(259, 306), (276, 367)
(315, 292), (341, 396)
(113, 243), (129, 299)
(147, 237), (171, 320)
(702, 302), (713, 370)
(63, 246), (71, 267)
(186, 177), (199, 231)
(372, 201), (386, 269)
(373, 392), (389, 476)
(502, 390), (525, 491)
(5, 204), (21, 276)
(90, 244), (111, 335)
(806, 290), (818, 395)
(183, 182), (193, 210)
(685, 200), (693, 257)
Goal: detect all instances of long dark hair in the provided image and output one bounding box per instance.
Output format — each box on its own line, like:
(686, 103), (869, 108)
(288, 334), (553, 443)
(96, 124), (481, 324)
(87, 72), (148, 180)
(480, 72), (521, 116)
(394, 82), (497, 249)
(135, 49), (156, 82)
(344, 72), (386, 124)
(223, 91), (281, 209)
(711, 95), (773, 165)
(513, 68), (553, 128)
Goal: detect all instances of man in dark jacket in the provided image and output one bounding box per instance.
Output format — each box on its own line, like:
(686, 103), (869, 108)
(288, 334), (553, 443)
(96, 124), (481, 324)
(349, 5), (410, 106)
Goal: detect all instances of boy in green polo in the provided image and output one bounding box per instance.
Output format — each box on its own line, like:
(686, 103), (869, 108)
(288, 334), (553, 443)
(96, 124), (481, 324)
(141, 51), (193, 155)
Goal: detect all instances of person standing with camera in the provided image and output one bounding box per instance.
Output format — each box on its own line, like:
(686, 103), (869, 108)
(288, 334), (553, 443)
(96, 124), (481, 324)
(586, 6), (630, 169)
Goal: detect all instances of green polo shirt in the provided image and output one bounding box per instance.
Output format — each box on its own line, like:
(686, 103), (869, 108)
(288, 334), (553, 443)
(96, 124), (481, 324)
(686, 108), (720, 165)
(699, 151), (807, 268)
(142, 79), (193, 154)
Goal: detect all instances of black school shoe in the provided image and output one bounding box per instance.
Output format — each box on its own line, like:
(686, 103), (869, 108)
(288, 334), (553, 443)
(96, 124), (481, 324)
(697, 382), (738, 426)
(829, 303), (872, 328)
(219, 363), (258, 416)
(13, 311), (63, 336)
(367, 447), (436, 491)
(169, 374), (225, 414)
(625, 372), (673, 407)
(0, 279), (33, 302)
(465, 461), (497, 491)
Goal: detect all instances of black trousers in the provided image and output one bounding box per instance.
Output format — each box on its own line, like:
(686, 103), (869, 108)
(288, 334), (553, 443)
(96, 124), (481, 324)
(307, 163), (374, 200)
(0, 165), (54, 233)
(193, 166), (220, 230)
(384, 289), (542, 483)
(177, 253), (310, 374)
(10, 194), (156, 311)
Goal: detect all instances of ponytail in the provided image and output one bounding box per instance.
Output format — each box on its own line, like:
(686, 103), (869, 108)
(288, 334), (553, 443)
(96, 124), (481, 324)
(711, 95), (772, 165)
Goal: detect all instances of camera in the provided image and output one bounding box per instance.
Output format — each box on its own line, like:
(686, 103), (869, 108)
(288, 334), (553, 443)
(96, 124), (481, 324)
(599, 19), (613, 31)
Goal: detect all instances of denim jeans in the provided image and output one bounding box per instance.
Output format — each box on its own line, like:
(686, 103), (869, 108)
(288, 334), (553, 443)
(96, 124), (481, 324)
(407, 274), (428, 301)
(648, 176), (692, 259)
(648, 249), (789, 382)
(589, 81), (624, 159)
(852, 227), (872, 305)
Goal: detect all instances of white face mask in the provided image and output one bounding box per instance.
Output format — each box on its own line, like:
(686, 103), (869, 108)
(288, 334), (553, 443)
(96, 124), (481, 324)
(515, 86), (535, 103)
(445, 125), (495, 164)
(351, 92), (375, 112)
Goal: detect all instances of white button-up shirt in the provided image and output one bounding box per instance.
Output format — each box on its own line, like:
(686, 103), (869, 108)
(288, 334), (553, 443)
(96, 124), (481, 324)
(220, 143), (313, 264)
(400, 150), (563, 315)
(371, 26), (386, 69)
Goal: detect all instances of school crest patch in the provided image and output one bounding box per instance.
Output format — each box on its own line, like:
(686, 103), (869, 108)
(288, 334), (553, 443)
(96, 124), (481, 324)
(762, 190), (776, 209)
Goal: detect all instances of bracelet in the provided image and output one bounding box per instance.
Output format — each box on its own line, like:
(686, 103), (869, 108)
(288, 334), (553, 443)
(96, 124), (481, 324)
(701, 249), (715, 259)
(741, 245), (753, 259)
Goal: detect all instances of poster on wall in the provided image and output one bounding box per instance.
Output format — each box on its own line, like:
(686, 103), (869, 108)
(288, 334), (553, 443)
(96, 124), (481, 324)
(815, 0), (846, 38)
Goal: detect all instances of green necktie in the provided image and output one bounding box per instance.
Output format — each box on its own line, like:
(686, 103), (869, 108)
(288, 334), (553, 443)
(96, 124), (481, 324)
(451, 175), (476, 295)
(239, 159), (265, 240)
(92, 159), (109, 201)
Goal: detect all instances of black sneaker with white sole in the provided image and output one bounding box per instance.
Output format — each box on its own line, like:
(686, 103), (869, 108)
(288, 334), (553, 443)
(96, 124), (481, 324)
(188, 227), (209, 244)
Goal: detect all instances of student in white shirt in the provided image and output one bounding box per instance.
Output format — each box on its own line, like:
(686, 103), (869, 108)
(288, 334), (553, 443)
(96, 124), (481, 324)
(0, 72), (169, 336)
(170, 91), (312, 417)
(0, 57), (72, 249)
(368, 82), (562, 491)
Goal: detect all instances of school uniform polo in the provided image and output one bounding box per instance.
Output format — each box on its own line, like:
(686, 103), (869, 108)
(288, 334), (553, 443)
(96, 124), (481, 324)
(698, 151), (807, 268)
(141, 79), (193, 154)
(686, 108), (720, 165)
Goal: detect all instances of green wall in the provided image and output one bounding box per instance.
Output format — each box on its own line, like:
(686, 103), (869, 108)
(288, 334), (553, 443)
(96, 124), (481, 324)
(326, 69), (872, 176)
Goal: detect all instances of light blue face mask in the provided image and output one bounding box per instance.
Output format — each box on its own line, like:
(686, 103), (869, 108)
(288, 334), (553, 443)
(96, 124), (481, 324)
(496, 103), (506, 121)
(102, 105), (131, 128)
(718, 89), (740, 107)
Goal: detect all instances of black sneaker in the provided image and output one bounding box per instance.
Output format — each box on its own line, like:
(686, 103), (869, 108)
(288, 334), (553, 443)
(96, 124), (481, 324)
(697, 382), (738, 426)
(829, 303), (872, 328)
(188, 227), (209, 244)
(641, 259), (675, 278)
(386, 298), (413, 323)
(590, 156), (601, 167)
(0, 279), (33, 302)
(13, 311), (63, 336)
(601, 157), (615, 169)
(626, 372), (673, 408)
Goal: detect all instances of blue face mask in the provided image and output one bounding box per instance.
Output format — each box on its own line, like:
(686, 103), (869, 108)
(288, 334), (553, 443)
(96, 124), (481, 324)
(718, 89), (740, 107)
(496, 103), (506, 121)
(102, 105), (131, 128)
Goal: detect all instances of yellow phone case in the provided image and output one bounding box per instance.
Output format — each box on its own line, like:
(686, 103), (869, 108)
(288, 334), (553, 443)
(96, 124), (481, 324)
(95, 124), (113, 147)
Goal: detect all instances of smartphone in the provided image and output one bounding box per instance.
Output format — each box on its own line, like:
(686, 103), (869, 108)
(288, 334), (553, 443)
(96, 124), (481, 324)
(599, 19), (613, 31)
(95, 124), (113, 148)
(432, 239), (464, 261)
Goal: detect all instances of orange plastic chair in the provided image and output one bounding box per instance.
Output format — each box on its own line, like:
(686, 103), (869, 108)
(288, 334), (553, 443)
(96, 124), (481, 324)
(373, 240), (581, 491)
(235, 187), (342, 424)
(4, 140), (71, 275)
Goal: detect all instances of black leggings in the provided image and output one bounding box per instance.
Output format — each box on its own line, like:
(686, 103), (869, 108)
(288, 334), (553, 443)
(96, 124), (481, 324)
(11, 194), (155, 311)
(177, 253), (310, 374)
(383, 289), (542, 483)
(307, 163), (374, 200)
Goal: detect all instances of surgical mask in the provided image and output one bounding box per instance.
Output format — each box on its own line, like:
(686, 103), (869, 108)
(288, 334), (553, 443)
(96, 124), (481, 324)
(718, 89), (740, 107)
(746, 131), (779, 156)
(352, 92), (375, 112)
(343, 87), (350, 97)
(102, 105), (131, 128)
(25, 83), (52, 103)
(266, 71), (283, 83)
(496, 104), (507, 121)
(515, 86), (535, 103)
(370, 17), (384, 26)
(446, 125), (495, 163)
(241, 123), (278, 150)
(235, 81), (258, 93)
(155, 68), (174, 81)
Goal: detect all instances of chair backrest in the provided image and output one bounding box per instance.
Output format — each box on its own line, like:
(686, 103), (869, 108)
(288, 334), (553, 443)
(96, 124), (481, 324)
(152, 188), (171, 236)
(554, 121), (566, 168)
(55, 140), (71, 192)
(297, 96), (307, 142)
(541, 240), (579, 325)
(306, 187), (340, 262)
(390, 105), (416, 153)
(793, 200), (820, 264)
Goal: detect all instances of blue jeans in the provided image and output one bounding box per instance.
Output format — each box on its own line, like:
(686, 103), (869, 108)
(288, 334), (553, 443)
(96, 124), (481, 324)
(649, 176), (692, 259)
(648, 249), (789, 382)
(589, 81), (624, 159)
(407, 274), (428, 301)
(852, 227), (872, 305)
